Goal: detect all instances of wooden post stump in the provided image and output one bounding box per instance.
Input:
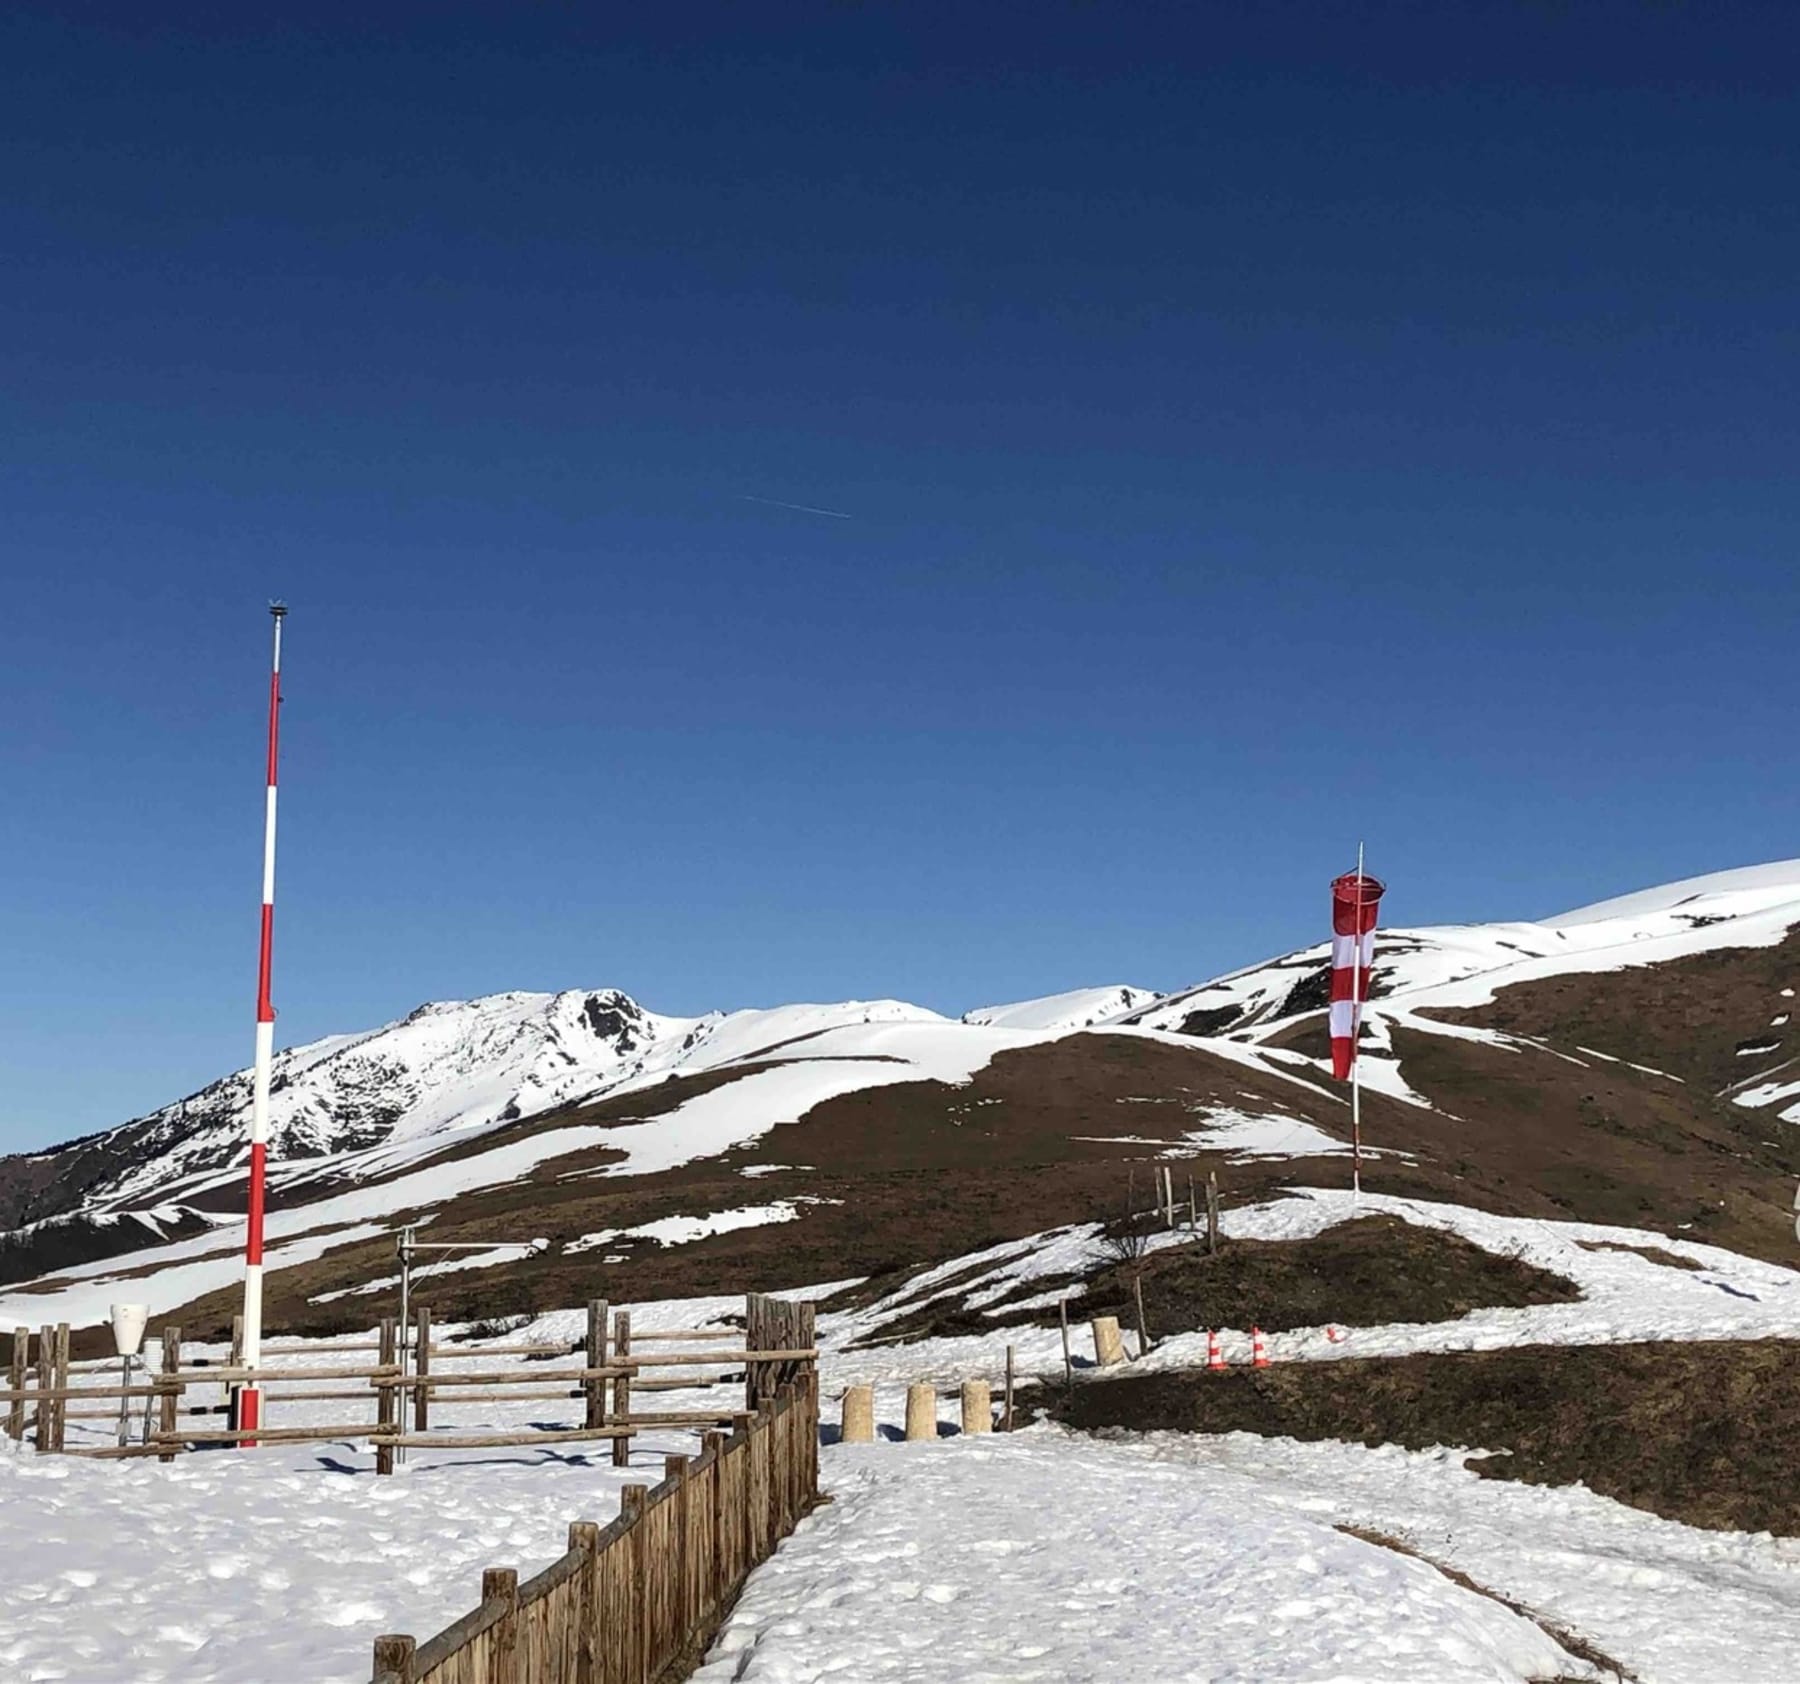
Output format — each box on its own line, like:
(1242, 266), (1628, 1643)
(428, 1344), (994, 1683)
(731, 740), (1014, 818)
(1091, 1315), (1126, 1367)
(840, 1384), (874, 1443)
(903, 1383), (936, 1442)
(959, 1379), (991, 1435)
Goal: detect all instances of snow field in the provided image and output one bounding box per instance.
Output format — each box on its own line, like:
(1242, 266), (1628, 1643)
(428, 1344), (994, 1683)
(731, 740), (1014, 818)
(0, 1425), (700, 1683)
(697, 1429), (1799, 1684)
(4, 1200), (1799, 1683)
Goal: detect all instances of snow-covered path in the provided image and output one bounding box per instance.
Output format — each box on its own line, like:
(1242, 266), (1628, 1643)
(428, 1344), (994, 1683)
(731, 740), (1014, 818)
(701, 1430), (1800, 1684)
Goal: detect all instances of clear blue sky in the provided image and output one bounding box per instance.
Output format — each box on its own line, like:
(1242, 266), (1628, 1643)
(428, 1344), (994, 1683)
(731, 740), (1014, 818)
(3, 3), (1797, 1149)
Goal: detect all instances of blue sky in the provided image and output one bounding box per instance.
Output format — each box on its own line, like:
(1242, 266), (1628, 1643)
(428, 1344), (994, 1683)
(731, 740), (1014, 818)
(3, 4), (1797, 1148)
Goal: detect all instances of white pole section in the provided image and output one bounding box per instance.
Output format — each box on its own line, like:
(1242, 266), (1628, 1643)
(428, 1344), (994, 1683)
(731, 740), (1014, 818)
(238, 604), (286, 1441)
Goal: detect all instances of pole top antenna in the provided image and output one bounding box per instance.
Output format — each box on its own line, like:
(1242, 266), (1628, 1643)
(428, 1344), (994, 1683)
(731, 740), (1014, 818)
(269, 601), (289, 618)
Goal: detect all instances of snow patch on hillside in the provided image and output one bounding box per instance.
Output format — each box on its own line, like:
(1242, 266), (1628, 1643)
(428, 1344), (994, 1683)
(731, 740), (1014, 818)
(964, 985), (1158, 1032)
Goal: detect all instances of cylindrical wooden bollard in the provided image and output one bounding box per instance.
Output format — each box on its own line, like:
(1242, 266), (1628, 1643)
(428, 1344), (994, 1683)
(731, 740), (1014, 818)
(959, 1379), (991, 1435)
(840, 1384), (875, 1444)
(1091, 1315), (1126, 1367)
(904, 1382), (937, 1442)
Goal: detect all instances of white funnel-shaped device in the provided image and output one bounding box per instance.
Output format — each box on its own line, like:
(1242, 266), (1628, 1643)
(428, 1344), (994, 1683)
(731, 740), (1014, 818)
(109, 1303), (150, 1358)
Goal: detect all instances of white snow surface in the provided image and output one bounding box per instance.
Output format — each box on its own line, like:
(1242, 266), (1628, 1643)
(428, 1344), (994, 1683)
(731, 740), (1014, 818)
(1126, 856), (1800, 1048)
(0, 1018), (1054, 1330)
(63, 994), (950, 1216)
(5, 1196), (1800, 1683)
(565, 1199), (830, 1255)
(963, 984), (1159, 1031)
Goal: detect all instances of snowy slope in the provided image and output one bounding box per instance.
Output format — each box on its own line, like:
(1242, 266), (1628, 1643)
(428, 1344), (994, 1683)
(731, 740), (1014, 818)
(1124, 858), (1800, 1044)
(52, 993), (949, 1217)
(963, 985), (1159, 1032)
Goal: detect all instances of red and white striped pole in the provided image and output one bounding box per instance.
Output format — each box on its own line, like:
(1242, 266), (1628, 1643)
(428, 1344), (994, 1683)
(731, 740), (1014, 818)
(238, 603), (286, 1440)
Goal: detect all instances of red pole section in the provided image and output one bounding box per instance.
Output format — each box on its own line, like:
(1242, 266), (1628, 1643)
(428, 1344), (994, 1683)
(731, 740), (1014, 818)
(239, 604), (286, 1441)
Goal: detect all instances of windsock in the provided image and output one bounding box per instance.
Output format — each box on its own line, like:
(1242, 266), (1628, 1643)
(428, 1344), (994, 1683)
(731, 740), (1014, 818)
(1330, 871), (1386, 1080)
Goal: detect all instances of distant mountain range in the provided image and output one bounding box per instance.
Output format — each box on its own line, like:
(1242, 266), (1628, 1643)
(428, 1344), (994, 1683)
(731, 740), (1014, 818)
(5, 860), (1798, 1330)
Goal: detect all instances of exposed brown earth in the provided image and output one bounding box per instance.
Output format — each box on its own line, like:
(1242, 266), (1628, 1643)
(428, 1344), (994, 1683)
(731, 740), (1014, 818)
(17, 930), (1800, 1352)
(1051, 1339), (1800, 1535)
(1432, 926), (1800, 1095)
(851, 1215), (1579, 1347)
(83, 957), (1800, 1341)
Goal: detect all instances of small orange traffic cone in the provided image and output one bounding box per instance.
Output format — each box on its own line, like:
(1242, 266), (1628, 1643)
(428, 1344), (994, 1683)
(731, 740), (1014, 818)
(1251, 1326), (1270, 1368)
(1207, 1329), (1227, 1372)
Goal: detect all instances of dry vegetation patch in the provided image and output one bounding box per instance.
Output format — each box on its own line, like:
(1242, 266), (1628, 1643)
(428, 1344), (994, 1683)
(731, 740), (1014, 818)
(1053, 1339), (1800, 1535)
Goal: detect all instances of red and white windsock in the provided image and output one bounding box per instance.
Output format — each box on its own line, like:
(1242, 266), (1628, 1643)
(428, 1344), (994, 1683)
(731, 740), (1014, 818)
(239, 604), (287, 1438)
(1329, 868), (1385, 1080)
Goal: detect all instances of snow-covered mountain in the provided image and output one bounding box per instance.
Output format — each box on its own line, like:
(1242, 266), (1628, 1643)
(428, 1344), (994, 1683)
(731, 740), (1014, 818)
(27, 992), (957, 1222)
(7, 858), (1800, 1327)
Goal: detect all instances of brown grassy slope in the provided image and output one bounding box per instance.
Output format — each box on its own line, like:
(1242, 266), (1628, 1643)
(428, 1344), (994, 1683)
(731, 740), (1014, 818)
(1052, 1340), (1800, 1535)
(1432, 926), (1800, 1095)
(850, 1215), (1580, 1347)
(124, 968), (1800, 1343)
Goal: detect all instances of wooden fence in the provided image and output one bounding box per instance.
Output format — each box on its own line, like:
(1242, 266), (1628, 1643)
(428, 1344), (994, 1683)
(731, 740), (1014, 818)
(370, 1373), (820, 1684)
(2, 1295), (816, 1472)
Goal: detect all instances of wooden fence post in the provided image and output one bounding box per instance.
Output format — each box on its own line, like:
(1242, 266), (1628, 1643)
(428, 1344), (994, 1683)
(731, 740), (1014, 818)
(610, 1310), (632, 1468)
(1003, 1344), (1015, 1432)
(569, 1520), (600, 1684)
(33, 1325), (52, 1454)
(620, 1486), (649, 1684)
(412, 1306), (431, 1435)
(371, 1633), (416, 1683)
(1059, 1298), (1073, 1389)
(6, 1327), (25, 1442)
(585, 1299), (608, 1429)
(157, 1326), (181, 1463)
(375, 1318), (397, 1475)
(1206, 1170), (1222, 1254)
(1133, 1273), (1152, 1357)
(52, 1323), (70, 1451)
(482, 1567), (519, 1684)
(702, 1429), (730, 1603)
(664, 1454), (693, 1645)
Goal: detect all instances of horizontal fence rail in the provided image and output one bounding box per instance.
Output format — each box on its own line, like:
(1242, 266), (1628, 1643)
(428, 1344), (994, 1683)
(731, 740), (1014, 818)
(5, 1294), (817, 1474)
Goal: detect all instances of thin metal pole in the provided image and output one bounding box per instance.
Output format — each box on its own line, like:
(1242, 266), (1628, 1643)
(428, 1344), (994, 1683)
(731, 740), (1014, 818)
(1351, 839), (1364, 1206)
(238, 603), (286, 1441)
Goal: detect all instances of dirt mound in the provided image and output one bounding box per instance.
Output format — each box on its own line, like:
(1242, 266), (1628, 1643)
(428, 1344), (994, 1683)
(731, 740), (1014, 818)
(1053, 1339), (1800, 1535)
(1074, 1215), (1579, 1337)
(857, 1214), (1578, 1346)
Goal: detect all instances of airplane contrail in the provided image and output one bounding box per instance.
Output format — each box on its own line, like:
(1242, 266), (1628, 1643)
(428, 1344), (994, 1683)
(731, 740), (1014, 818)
(740, 494), (854, 519)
